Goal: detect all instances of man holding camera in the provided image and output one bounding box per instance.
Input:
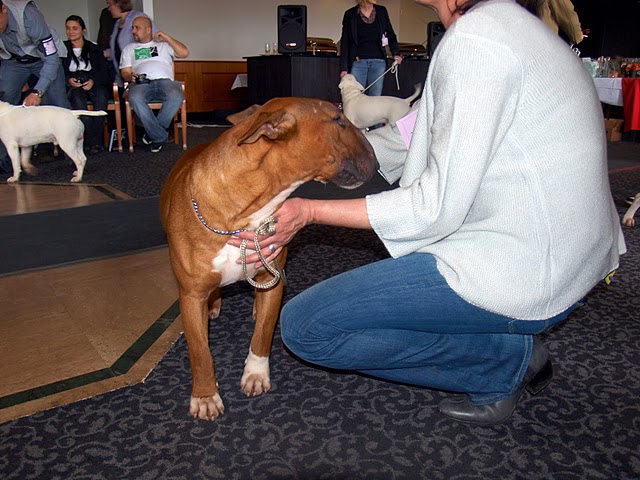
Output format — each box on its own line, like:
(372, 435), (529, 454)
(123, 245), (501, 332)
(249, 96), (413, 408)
(120, 16), (188, 153)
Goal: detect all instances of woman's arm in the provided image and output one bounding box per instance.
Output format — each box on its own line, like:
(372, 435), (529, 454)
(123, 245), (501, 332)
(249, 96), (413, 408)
(228, 197), (371, 266)
(339, 9), (352, 74)
(379, 6), (402, 62)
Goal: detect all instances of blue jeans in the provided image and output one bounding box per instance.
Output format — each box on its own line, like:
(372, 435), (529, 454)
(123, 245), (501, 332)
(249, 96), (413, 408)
(281, 253), (576, 405)
(0, 59), (70, 171)
(127, 79), (184, 143)
(350, 58), (386, 96)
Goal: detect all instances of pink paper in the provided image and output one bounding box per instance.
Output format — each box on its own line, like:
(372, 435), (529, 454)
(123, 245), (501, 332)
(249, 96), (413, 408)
(396, 108), (418, 149)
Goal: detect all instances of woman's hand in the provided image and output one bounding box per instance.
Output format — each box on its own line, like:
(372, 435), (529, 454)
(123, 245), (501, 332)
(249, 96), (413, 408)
(82, 79), (94, 90)
(393, 55), (403, 65)
(227, 197), (312, 268)
(69, 77), (82, 88)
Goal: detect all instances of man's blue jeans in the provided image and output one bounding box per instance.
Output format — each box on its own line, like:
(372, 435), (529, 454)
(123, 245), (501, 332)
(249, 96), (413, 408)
(281, 253), (575, 405)
(350, 58), (386, 96)
(127, 79), (184, 144)
(0, 59), (70, 171)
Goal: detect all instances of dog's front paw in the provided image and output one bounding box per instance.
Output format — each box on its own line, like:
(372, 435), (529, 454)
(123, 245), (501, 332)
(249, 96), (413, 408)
(241, 349), (271, 396)
(6, 175), (19, 183)
(190, 393), (225, 421)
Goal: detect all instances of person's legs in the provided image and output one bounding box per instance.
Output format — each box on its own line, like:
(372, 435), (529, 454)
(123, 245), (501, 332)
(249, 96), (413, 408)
(128, 82), (167, 144)
(68, 87), (99, 148)
(364, 59), (386, 97)
(153, 79), (183, 130)
(281, 253), (573, 403)
(83, 84), (110, 149)
(348, 60), (368, 91)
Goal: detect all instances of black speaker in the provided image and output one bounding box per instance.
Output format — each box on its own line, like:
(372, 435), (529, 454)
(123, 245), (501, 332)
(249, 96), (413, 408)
(427, 22), (445, 58)
(278, 5), (307, 54)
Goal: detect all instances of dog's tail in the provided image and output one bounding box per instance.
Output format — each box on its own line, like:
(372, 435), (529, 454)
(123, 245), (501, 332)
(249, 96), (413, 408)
(405, 83), (423, 105)
(72, 110), (108, 117)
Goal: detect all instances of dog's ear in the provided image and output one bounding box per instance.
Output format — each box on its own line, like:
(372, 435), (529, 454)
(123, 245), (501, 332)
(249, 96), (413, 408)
(235, 109), (297, 145)
(226, 104), (261, 125)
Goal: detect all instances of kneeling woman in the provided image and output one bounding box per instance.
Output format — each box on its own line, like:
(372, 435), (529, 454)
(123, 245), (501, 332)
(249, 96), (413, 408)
(63, 15), (112, 155)
(231, 0), (626, 425)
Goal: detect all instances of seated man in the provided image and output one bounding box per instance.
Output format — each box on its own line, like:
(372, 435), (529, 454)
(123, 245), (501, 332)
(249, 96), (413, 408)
(119, 16), (188, 153)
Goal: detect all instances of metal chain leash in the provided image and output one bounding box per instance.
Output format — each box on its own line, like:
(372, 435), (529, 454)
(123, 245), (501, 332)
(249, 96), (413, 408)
(239, 216), (282, 289)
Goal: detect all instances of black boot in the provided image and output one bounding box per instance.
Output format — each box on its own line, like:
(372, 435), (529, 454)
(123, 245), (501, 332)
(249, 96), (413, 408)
(438, 337), (553, 425)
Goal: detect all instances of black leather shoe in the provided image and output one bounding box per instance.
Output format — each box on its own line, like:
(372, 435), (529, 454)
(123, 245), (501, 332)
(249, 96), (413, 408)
(438, 337), (553, 425)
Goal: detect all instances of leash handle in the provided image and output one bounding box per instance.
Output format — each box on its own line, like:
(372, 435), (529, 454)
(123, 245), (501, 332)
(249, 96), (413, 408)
(361, 60), (400, 94)
(240, 216), (282, 289)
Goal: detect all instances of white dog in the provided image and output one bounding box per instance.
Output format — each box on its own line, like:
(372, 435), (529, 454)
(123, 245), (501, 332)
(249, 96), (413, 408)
(622, 194), (640, 227)
(339, 73), (421, 129)
(0, 100), (107, 183)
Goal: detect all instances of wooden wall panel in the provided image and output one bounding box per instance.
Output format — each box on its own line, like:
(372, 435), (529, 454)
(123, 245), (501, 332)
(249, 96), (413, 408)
(174, 61), (248, 113)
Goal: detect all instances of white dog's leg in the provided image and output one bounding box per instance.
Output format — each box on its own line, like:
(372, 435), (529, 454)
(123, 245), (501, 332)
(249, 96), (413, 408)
(622, 193), (640, 227)
(6, 144), (21, 183)
(60, 138), (87, 183)
(20, 146), (37, 176)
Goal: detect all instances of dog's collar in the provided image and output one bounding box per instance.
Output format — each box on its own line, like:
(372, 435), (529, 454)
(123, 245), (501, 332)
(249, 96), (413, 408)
(191, 198), (247, 235)
(191, 197), (283, 289)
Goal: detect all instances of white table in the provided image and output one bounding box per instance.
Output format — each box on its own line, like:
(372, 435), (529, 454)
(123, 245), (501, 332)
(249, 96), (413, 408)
(231, 74), (248, 90)
(593, 77), (623, 106)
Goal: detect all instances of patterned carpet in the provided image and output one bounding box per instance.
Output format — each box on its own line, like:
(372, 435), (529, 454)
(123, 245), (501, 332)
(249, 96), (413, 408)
(0, 130), (639, 479)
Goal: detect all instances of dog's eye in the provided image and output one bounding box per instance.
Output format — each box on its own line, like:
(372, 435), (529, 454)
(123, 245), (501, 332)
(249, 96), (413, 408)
(334, 115), (347, 128)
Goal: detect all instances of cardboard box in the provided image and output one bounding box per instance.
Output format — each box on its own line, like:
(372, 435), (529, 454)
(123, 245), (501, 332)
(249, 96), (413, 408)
(605, 118), (624, 142)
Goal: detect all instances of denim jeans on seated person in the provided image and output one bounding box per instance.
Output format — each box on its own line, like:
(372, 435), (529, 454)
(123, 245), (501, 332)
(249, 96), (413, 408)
(350, 58), (387, 97)
(280, 253), (577, 405)
(127, 79), (183, 144)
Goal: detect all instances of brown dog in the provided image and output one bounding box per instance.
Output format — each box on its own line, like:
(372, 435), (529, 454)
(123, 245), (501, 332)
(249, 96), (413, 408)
(160, 97), (377, 421)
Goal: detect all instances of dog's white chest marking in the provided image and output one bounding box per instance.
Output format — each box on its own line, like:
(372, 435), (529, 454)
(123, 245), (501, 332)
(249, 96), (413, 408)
(212, 244), (258, 286)
(210, 181), (303, 286)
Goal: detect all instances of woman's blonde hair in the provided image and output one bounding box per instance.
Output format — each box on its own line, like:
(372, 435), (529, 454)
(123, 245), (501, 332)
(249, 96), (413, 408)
(115, 0), (133, 12)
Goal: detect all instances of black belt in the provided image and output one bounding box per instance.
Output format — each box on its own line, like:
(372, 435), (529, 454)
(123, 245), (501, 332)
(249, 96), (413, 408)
(11, 54), (40, 64)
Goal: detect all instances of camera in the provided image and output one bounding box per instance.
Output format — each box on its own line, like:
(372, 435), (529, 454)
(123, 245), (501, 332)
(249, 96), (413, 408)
(135, 73), (150, 84)
(74, 71), (90, 84)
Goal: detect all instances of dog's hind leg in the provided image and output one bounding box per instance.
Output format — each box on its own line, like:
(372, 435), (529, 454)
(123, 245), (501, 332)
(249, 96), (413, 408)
(207, 287), (222, 320)
(59, 137), (87, 183)
(241, 248), (288, 397)
(20, 146), (38, 177)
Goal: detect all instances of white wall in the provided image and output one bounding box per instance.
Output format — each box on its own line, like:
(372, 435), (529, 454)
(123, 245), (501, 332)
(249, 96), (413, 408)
(42, 0), (438, 61)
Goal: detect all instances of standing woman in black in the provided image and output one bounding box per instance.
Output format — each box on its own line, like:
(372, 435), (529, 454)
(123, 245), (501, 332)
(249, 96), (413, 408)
(339, 0), (403, 96)
(63, 15), (111, 155)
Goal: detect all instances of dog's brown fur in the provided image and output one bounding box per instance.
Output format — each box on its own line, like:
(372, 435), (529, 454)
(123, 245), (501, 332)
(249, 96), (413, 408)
(160, 97), (377, 420)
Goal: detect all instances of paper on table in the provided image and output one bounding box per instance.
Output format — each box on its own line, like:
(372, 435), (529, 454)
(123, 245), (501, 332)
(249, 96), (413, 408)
(395, 108), (419, 149)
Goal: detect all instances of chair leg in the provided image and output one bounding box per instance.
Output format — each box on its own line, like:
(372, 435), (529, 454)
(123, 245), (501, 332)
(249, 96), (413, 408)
(126, 102), (135, 153)
(173, 114), (179, 146)
(181, 102), (187, 150)
(103, 119), (109, 149)
(115, 107), (123, 152)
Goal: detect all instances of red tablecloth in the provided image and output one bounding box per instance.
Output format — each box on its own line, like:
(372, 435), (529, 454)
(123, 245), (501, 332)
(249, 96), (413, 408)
(621, 78), (640, 132)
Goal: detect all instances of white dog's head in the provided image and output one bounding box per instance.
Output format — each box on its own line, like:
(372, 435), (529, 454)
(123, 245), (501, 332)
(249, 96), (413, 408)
(338, 74), (365, 94)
